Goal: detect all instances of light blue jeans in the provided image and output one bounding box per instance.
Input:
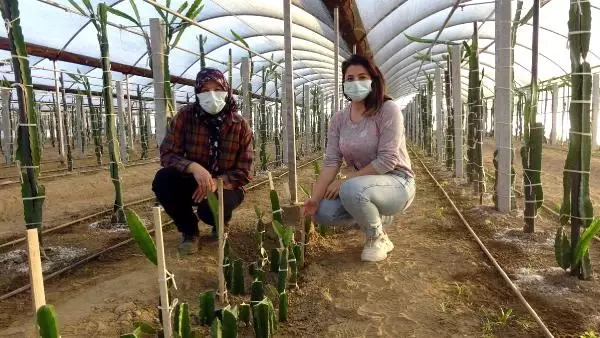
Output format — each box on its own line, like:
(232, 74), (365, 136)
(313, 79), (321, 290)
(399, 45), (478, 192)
(314, 169), (416, 237)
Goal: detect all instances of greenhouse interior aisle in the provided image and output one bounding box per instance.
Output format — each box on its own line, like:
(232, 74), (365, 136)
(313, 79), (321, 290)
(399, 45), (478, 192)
(0, 160), (560, 337)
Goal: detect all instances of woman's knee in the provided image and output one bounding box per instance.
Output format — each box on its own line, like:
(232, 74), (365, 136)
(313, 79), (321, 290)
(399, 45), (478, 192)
(338, 178), (367, 205)
(313, 199), (350, 225)
(152, 167), (181, 195)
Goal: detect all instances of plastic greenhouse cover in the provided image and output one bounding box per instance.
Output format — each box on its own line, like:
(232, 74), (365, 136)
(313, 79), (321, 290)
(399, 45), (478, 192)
(1, 0), (350, 103)
(355, 0), (600, 101)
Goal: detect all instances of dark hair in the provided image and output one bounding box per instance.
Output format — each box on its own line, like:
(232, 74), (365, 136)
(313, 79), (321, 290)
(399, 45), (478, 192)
(341, 54), (391, 117)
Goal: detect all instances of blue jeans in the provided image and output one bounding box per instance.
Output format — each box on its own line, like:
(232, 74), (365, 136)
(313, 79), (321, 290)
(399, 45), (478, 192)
(314, 170), (416, 237)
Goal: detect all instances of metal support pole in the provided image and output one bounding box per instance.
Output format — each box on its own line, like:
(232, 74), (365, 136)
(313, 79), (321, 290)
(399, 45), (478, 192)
(451, 45), (464, 178)
(495, 0), (512, 212)
(284, 0), (298, 204)
(150, 18), (168, 145)
(53, 60), (65, 160)
(592, 73), (599, 150)
(550, 84), (558, 145)
(435, 66), (443, 160)
(116, 81), (127, 163)
(334, 7), (340, 113)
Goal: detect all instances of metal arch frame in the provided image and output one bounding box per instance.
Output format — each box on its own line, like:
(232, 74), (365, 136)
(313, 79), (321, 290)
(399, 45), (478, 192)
(393, 73), (493, 100)
(365, 0), (477, 53)
(384, 38), (567, 94)
(379, 20), (567, 80)
(35, 0), (340, 97)
(374, 2), (493, 72)
(386, 48), (531, 92)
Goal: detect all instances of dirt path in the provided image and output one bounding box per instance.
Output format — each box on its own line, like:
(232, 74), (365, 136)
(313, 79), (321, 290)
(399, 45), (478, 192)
(0, 159), (544, 337)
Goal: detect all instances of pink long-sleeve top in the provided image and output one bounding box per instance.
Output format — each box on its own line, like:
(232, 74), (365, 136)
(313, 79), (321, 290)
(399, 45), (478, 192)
(323, 100), (413, 176)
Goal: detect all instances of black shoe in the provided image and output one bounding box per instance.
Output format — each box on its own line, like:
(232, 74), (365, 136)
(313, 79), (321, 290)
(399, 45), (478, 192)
(178, 234), (199, 255)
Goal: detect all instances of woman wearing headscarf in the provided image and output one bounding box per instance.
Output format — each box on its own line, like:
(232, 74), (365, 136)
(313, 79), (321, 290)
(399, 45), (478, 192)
(153, 68), (254, 255)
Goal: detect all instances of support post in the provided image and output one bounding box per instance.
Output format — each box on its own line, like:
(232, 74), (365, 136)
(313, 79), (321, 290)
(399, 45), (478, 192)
(52, 61), (65, 160)
(217, 179), (227, 304)
(320, 94), (326, 150)
(116, 81), (127, 163)
(1, 89), (12, 164)
(150, 18), (168, 145)
(451, 45), (464, 178)
(303, 85), (310, 152)
(153, 207), (172, 338)
(550, 84), (559, 145)
(435, 66), (444, 160)
(125, 75), (134, 151)
(495, 0), (512, 212)
(26, 229), (46, 312)
(281, 72), (288, 164)
(284, 0), (298, 204)
(334, 7), (340, 113)
(241, 58), (251, 125)
(592, 73), (599, 150)
(75, 95), (84, 154)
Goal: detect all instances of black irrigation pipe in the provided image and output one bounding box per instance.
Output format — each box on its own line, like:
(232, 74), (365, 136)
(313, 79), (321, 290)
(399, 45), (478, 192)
(0, 156), (322, 302)
(408, 145), (554, 338)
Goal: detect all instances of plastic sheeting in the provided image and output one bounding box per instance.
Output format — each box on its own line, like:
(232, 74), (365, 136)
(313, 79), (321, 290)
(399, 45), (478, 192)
(0, 0), (350, 104)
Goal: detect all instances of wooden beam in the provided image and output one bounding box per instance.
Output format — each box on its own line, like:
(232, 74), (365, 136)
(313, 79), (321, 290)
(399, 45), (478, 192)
(0, 37), (279, 103)
(322, 0), (371, 58)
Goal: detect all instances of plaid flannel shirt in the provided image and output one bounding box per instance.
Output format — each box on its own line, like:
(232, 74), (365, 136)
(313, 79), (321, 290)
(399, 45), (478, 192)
(160, 103), (254, 189)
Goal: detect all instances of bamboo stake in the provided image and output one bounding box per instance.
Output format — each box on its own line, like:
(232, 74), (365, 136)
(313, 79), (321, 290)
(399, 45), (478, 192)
(217, 178), (227, 305)
(26, 228), (46, 311)
(153, 206), (172, 338)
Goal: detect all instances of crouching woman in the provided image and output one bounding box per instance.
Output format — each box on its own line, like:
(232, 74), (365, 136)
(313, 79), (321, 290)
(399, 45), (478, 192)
(152, 68), (253, 255)
(302, 54), (415, 262)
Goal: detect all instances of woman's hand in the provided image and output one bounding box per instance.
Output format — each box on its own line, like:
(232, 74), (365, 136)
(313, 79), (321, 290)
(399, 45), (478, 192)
(324, 179), (345, 200)
(191, 165), (215, 202)
(302, 197), (319, 217)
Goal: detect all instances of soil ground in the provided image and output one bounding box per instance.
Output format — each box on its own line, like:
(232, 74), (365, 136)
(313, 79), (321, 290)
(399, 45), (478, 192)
(0, 142), (599, 337)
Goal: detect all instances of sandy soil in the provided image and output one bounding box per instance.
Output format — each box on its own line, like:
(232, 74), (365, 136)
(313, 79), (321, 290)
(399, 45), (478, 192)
(1, 142), (599, 336)
(1, 155), (549, 337)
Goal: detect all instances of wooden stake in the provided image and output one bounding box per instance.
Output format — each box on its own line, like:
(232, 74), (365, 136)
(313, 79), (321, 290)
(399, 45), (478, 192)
(153, 207), (172, 338)
(217, 178), (228, 305)
(268, 171), (275, 191)
(26, 229), (46, 311)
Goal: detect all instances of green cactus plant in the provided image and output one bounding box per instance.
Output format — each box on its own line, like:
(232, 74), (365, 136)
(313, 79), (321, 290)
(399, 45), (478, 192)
(231, 258), (245, 295)
(222, 305), (238, 338)
(557, 0), (595, 279)
(210, 317), (222, 338)
(173, 302), (191, 338)
(199, 290), (216, 326)
(278, 291), (288, 323)
(37, 304), (60, 338)
(239, 303), (251, 326)
(252, 298), (277, 338)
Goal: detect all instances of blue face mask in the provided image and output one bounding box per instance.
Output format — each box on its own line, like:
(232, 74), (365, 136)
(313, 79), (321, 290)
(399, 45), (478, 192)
(343, 79), (372, 101)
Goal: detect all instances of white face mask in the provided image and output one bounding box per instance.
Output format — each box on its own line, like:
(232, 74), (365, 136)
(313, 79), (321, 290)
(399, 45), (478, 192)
(343, 79), (372, 102)
(196, 91), (228, 115)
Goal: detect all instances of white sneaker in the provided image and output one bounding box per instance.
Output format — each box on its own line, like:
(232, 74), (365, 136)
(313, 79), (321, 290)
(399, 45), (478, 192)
(361, 233), (394, 262)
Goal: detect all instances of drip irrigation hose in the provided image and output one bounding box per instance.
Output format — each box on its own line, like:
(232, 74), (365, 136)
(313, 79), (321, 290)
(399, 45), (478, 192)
(408, 145), (554, 338)
(0, 156), (322, 301)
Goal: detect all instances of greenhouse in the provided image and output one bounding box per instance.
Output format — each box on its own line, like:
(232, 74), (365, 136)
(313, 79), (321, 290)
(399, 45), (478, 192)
(0, 0), (599, 336)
